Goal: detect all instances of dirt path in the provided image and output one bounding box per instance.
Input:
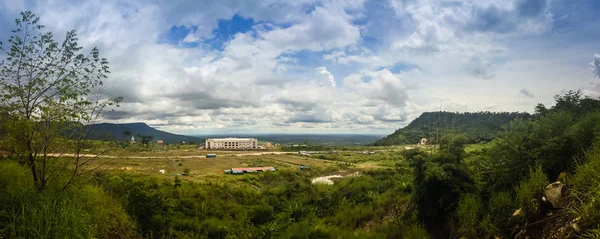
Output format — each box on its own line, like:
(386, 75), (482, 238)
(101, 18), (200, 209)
(311, 172), (360, 185)
(48, 151), (293, 159)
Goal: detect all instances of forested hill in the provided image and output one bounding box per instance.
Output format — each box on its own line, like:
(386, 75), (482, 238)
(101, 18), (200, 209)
(374, 111), (532, 145)
(86, 123), (202, 144)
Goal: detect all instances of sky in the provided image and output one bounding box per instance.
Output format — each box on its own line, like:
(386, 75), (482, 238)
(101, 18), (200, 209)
(1, 0), (599, 135)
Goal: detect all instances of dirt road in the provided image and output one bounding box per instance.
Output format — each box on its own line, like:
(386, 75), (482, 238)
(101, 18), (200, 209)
(48, 151), (294, 159)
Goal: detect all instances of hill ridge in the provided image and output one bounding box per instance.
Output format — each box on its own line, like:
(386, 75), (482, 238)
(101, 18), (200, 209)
(374, 111), (532, 145)
(86, 122), (202, 144)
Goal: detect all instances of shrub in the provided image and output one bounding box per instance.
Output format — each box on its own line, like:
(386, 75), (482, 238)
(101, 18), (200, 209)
(487, 191), (515, 234)
(514, 165), (548, 216)
(74, 185), (137, 238)
(0, 161), (137, 239)
(454, 193), (483, 238)
(570, 145), (600, 233)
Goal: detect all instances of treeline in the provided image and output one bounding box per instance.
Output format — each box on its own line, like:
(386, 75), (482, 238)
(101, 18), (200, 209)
(374, 111), (532, 145)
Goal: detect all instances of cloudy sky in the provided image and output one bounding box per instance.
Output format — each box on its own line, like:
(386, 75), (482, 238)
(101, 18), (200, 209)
(1, 0), (599, 135)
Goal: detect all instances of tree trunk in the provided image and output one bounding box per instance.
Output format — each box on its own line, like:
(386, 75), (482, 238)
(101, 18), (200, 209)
(28, 152), (43, 191)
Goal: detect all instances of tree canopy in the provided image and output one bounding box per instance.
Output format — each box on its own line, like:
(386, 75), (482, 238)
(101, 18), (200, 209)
(374, 111), (532, 146)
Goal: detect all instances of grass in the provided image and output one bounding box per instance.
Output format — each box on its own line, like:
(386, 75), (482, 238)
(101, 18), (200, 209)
(0, 160), (136, 239)
(514, 165), (549, 216)
(0, 143), (417, 238)
(86, 152), (341, 183)
(569, 145), (600, 235)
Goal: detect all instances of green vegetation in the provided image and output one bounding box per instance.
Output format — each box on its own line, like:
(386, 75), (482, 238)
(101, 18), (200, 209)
(374, 111), (532, 146)
(0, 160), (424, 238)
(0, 161), (136, 238)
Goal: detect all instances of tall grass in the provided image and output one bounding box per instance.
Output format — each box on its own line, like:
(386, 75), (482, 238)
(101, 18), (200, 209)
(514, 165), (548, 216)
(0, 160), (137, 238)
(570, 145), (600, 236)
(454, 193), (483, 238)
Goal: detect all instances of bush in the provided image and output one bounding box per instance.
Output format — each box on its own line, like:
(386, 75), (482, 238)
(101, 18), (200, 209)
(454, 193), (483, 238)
(570, 145), (600, 233)
(0, 161), (137, 239)
(486, 191), (516, 236)
(74, 185), (137, 238)
(514, 165), (548, 217)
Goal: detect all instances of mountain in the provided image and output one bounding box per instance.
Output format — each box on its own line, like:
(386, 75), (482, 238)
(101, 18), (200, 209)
(86, 123), (202, 144)
(374, 111), (532, 146)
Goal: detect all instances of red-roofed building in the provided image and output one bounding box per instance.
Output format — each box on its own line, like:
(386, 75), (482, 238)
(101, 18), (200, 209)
(227, 167), (275, 174)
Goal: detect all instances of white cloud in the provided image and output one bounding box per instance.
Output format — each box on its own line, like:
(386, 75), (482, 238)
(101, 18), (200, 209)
(258, 6), (361, 52)
(592, 54), (600, 79)
(316, 67), (336, 87)
(343, 69), (409, 107)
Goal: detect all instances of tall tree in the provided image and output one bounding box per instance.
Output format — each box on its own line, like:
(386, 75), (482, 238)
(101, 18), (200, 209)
(0, 12), (120, 191)
(137, 134), (153, 147)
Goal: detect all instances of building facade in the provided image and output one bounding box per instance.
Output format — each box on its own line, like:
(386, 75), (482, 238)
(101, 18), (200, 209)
(205, 138), (258, 149)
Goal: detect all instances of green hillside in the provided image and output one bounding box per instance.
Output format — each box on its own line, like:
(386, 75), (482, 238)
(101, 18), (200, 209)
(374, 111), (532, 145)
(86, 123), (202, 144)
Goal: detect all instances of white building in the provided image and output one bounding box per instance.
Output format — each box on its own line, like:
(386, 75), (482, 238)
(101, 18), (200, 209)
(205, 138), (258, 149)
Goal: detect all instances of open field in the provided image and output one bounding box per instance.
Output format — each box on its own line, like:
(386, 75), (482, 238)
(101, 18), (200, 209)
(40, 142), (493, 182)
(74, 143), (417, 185)
(88, 151), (349, 181)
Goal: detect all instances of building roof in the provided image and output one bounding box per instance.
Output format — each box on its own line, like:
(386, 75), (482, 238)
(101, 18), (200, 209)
(208, 138), (256, 141)
(231, 167), (275, 171)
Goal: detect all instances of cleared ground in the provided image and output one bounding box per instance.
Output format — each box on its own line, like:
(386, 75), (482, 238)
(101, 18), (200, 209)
(49, 143), (413, 182)
(89, 151), (345, 181)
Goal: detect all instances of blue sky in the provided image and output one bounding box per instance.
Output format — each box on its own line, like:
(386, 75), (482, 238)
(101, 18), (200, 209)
(1, 0), (599, 134)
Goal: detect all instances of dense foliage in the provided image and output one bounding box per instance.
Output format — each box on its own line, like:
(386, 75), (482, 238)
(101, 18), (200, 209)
(451, 90), (600, 238)
(0, 160), (428, 239)
(374, 111), (532, 146)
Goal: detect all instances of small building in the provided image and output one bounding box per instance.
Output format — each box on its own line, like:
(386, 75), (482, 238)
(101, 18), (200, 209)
(206, 154), (217, 158)
(205, 138), (258, 149)
(224, 166), (275, 174)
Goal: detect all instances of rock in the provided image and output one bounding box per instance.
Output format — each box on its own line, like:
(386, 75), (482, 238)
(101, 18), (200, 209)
(545, 181), (567, 208)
